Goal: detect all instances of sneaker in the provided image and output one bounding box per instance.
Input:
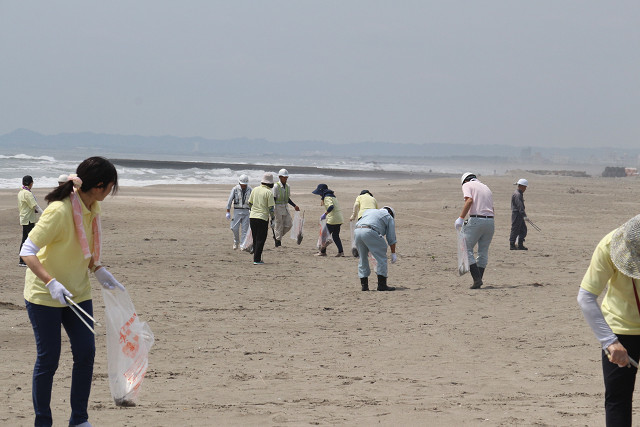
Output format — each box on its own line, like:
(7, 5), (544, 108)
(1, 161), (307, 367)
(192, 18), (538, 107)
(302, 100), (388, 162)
(18, 262), (27, 267)
(253, 261), (264, 265)
(314, 252), (327, 257)
(335, 252), (344, 257)
(233, 242), (238, 250)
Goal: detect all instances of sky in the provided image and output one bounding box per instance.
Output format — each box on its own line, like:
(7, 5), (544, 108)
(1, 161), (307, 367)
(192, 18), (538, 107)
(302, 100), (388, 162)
(1, 1), (638, 148)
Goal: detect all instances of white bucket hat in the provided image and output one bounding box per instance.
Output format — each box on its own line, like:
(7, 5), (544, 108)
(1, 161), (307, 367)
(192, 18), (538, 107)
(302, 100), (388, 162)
(278, 168), (289, 177)
(515, 178), (529, 186)
(57, 174), (69, 184)
(610, 214), (640, 279)
(238, 174), (249, 185)
(261, 173), (274, 185)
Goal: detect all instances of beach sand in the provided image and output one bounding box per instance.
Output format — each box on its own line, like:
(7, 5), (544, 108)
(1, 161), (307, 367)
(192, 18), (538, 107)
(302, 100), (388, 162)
(1, 174), (639, 426)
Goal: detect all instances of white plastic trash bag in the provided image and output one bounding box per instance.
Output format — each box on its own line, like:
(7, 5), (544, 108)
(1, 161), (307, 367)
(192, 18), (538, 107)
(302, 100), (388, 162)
(290, 210), (304, 245)
(317, 219), (333, 250)
(457, 230), (470, 276)
(240, 227), (253, 251)
(102, 288), (154, 407)
(349, 220), (358, 257)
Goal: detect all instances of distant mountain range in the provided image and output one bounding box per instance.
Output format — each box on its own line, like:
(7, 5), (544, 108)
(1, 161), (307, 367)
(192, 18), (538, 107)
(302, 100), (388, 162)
(1, 128), (638, 166)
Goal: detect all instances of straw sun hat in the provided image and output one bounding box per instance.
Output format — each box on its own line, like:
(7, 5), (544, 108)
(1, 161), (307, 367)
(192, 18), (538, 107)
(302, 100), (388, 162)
(610, 214), (640, 279)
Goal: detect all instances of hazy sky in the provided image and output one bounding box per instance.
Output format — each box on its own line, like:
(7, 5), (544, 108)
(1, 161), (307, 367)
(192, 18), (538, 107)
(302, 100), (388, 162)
(1, 1), (638, 148)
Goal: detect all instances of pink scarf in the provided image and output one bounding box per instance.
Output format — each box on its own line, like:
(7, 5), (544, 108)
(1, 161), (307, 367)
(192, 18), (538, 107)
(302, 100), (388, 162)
(70, 191), (101, 262)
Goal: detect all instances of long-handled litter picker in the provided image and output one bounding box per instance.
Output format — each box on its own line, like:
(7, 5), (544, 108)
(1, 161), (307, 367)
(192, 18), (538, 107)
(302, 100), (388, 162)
(526, 217), (541, 232)
(65, 295), (99, 335)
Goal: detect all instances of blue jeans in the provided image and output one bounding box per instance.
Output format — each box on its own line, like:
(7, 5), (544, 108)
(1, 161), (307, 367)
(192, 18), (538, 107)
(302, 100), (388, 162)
(463, 217), (494, 268)
(25, 300), (95, 427)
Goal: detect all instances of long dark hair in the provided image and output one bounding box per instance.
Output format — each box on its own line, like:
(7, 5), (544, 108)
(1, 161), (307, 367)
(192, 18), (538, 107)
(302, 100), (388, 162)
(45, 157), (119, 204)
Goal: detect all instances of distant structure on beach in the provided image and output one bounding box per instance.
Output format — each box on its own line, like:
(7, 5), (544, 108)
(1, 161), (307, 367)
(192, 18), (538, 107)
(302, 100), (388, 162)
(601, 166), (639, 177)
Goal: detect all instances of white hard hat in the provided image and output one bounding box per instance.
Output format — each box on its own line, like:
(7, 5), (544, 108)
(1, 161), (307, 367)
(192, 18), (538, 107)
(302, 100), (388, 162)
(515, 178), (528, 187)
(238, 174), (249, 185)
(460, 172), (476, 185)
(382, 205), (395, 218)
(278, 168), (289, 177)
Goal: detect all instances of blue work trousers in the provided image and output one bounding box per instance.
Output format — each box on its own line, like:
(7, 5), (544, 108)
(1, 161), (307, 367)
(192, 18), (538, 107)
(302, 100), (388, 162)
(25, 300), (95, 427)
(463, 217), (494, 268)
(355, 228), (388, 278)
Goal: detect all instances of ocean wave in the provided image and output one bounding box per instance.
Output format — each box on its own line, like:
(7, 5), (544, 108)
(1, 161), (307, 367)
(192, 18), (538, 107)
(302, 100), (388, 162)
(0, 154), (57, 162)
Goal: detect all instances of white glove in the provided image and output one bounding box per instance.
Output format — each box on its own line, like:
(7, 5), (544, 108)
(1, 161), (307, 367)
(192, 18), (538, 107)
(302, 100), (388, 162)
(523, 216), (528, 221)
(391, 253), (397, 263)
(95, 267), (125, 291)
(350, 214), (356, 221)
(455, 217), (464, 231)
(226, 212), (231, 220)
(46, 279), (73, 305)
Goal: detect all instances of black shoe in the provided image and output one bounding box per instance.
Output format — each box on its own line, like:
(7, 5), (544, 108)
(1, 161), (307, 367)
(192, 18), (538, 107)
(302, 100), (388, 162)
(518, 245), (528, 250)
(510, 243), (517, 250)
(275, 239), (281, 247)
(360, 277), (369, 291)
(352, 248), (359, 257)
(376, 275), (395, 291)
(469, 264), (483, 289)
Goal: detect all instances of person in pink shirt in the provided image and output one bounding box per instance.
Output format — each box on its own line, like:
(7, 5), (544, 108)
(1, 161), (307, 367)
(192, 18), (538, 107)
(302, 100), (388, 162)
(455, 172), (495, 289)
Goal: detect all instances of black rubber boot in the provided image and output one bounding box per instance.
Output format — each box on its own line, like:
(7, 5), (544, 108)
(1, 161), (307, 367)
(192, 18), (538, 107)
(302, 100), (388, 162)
(360, 277), (369, 291)
(377, 275), (395, 291)
(274, 239), (281, 247)
(510, 242), (517, 250)
(479, 266), (485, 279)
(469, 263), (483, 289)
(518, 239), (528, 250)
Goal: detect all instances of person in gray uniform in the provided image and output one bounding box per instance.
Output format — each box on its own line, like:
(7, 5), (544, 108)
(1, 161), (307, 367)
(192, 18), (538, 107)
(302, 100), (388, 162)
(354, 206), (398, 291)
(226, 174), (252, 250)
(510, 178), (528, 251)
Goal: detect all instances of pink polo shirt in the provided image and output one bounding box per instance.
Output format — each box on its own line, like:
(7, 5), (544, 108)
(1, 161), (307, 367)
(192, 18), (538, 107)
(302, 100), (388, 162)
(462, 179), (494, 216)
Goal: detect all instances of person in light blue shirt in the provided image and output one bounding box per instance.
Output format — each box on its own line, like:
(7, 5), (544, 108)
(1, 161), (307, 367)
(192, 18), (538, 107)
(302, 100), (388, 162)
(354, 207), (398, 291)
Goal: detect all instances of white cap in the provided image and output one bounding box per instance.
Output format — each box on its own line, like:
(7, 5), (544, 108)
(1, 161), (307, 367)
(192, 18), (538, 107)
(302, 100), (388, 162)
(460, 172), (476, 185)
(278, 168), (289, 177)
(515, 178), (528, 187)
(238, 174), (249, 185)
(57, 174), (69, 183)
(261, 173), (274, 184)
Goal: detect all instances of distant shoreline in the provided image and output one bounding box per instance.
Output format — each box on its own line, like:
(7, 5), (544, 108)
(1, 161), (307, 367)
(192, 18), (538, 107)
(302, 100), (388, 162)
(109, 158), (456, 180)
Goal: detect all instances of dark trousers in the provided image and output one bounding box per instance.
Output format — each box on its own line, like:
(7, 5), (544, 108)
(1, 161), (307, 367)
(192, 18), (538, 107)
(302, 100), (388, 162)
(25, 300), (95, 427)
(509, 213), (527, 244)
(602, 334), (640, 426)
(321, 223), (343, 253)
(20, 222), (35, 263)
(250, 218), (269, 262)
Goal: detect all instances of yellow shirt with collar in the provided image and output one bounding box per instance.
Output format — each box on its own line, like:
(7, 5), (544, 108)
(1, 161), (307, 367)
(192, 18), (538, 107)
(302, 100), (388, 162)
(324, 196), (343, 225)
(249, 184), (275, 221)
(18, 188), (38, 225)
(581, 230), (640, 334)
(24, 197), (100, 307)
(355, 194), (378, 219)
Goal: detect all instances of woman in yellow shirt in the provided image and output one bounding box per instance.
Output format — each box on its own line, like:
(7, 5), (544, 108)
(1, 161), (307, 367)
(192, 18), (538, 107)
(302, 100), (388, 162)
(20, 157), (122, 427)
(312, 183), (344, 257)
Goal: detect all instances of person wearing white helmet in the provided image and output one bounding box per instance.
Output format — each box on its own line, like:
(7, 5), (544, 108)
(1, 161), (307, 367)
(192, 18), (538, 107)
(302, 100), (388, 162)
(510, 178), (529, 251)
(226, 174), (253, 250)
(455, 172), (495, 289)
(271, 168), (300, 247)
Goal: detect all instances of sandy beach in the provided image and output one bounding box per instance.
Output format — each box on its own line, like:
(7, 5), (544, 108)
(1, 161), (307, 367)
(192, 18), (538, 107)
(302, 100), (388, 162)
(1, 174), (639, 426)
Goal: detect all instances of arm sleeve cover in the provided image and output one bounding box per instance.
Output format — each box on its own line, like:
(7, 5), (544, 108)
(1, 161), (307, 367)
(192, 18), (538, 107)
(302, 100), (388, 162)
(577, 287), (619, 349)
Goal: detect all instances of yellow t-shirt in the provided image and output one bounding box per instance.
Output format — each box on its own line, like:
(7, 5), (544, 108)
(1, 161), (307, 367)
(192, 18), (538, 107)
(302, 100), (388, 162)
(324, 196), (343, 225)
(581, 230), (640, 334)
(354, 194), (378, 219)
(24, 197), (100, 307)
(249, 185), (275, 221)
(18, 188), (38, 225)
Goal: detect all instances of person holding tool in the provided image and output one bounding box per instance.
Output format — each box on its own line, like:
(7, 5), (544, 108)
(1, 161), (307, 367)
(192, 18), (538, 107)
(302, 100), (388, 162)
(510, 178), (529, 250)
(226, 174), (252, 250)
(272, 169), (300, 247)
(578, 214), (640, 426)
(18, 175), (43, 266)
(20, 157), (123, 427)
(312, 183), (344, 257)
